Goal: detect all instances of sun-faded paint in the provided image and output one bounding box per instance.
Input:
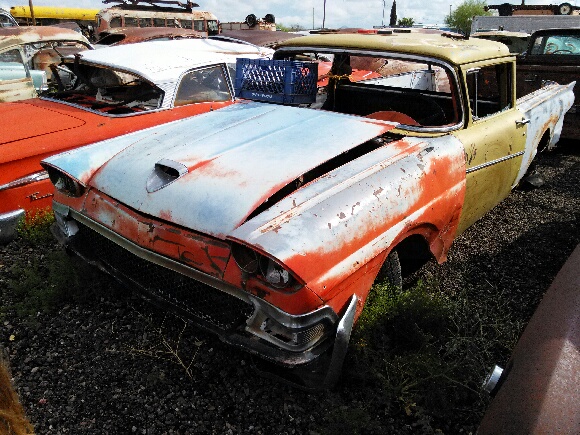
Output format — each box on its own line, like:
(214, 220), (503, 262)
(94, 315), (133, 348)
(42, 32), (575, 380)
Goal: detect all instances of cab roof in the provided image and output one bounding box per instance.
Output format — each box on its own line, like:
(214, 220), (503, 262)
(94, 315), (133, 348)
(276, 32), (512, 65)
(76, 38), (272, 84)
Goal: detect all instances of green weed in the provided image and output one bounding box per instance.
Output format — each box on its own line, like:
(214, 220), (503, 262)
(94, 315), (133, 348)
(16, 208), (55, 244)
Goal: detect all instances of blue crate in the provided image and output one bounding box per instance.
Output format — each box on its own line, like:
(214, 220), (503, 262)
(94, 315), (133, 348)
(234, 58), (318, 105)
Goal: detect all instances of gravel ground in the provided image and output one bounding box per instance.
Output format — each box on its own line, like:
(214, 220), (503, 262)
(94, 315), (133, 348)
(1, 140), (579, 434)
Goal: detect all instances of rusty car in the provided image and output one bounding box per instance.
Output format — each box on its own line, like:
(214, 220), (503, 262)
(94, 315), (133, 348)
(517, 27), (580, 139)
(0, 26), (91, 102)
(94, 26), (204, 47)
(0, 38), (271, 243)
(479, 243), (580, 434)
(42, 32), (574, 386)
(95, 0), (219, 39)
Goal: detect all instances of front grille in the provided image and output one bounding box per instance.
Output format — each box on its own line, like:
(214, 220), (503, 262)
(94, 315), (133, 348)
(71, 223), (254, 331)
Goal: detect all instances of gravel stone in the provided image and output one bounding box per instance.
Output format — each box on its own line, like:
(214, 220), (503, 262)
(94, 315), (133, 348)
(1, 142), (579, 433)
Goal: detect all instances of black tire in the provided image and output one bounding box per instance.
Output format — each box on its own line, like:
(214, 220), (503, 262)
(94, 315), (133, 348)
(376, 249), (402, 288)
(264, 13), (275, 24)
(558, 3), (573, 15)
(245, 14), (257, 28)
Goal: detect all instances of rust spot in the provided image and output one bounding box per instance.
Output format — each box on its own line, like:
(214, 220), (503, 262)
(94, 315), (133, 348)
(328, 222), (332, 229)
(351, 202), (361, 215)
(338, 212), (347, 219)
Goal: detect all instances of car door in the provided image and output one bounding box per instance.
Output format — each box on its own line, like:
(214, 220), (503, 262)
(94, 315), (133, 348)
(0, 47), (36, 102)
(453, 60), (528, 235)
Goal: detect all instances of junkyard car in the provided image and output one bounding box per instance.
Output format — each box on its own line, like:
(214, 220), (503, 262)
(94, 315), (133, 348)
(472, 30), (529, 54)
(517, 27), (580, 139)
(0, 38), (271, 242)
(43, 33), (574, 386)
(94, 27), (204, 47)
(0, 26), (91, 102)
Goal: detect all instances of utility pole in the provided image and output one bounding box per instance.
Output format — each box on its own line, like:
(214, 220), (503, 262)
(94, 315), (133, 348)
(382, 0), (385, 27)
(28, 0), (36, 25)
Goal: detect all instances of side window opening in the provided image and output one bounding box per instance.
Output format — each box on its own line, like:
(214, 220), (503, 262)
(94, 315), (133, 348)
(0, 49), (28, 81)
(125, 17), (138, 27)
(466, 63), (512, 120)
(110, 16), (121, 28)
(193, 20), (206, 32)
(174, 65), (231, 106)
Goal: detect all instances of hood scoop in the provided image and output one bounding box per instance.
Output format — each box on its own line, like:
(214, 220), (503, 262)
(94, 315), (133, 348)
(146, 159), (188, 193)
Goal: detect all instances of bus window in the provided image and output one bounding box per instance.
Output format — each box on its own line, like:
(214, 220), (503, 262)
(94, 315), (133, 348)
(125, 16), (138, 27)
(181, 19), (192, 29)
(110, 16), (121, 27)
(207, 20), (219, 35)
(193, 20), (205, 32)
(140, 17), (152, 27)
(153, 18), (165, 27)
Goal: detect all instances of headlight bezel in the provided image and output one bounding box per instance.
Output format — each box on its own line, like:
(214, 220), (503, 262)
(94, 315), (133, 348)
(231, 242), (302, 292)
(45, 166), (86, 198)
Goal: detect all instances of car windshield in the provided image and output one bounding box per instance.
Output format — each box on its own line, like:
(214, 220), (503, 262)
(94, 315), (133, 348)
(530, 34), (580, 55)
(261, 49), (460, 128)
(44, 62), (164, 115)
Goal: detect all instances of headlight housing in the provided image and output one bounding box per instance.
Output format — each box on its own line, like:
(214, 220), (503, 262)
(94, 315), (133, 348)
(46, 167), (85, 197)
(231, 243), (301, 292)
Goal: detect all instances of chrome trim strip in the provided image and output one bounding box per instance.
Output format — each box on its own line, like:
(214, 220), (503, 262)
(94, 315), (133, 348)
(466, 151), (525, 174)
(0, 171), (49, 192)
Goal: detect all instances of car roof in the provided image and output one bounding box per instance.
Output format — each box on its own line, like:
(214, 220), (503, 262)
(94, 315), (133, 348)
(76, 38), (271, 84)
(276, 32), (511, 65)
(0, 26), (90, 50)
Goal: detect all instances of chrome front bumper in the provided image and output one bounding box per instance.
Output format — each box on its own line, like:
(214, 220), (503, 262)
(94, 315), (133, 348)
(52, 202), (357, 387)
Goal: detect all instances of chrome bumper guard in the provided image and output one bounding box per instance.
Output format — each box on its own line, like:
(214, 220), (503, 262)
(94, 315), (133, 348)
(0, 209), (24, 244)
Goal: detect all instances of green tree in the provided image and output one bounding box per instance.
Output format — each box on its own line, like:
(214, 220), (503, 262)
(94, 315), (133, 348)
(445, 0), (490, 36)
(397, 17), (415, 27)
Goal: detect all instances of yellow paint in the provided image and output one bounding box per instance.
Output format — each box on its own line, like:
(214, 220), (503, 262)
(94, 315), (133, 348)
(10, 6), (99, 21)
(278, 33), (513, 66)
(451, 57), (526, 234)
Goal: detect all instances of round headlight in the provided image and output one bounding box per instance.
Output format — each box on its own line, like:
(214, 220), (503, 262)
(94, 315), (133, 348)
(260, 257), (295, 289)
(231, 243), (259, 273)
(47, 167), (85, 197)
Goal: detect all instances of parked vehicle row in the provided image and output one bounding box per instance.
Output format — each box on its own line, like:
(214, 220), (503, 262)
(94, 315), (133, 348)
(0, 36), (272, 242)
(39, 32), (574, 386)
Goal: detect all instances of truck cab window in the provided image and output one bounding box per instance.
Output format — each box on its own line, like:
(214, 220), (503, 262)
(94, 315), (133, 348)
(466, 63), (512, 120)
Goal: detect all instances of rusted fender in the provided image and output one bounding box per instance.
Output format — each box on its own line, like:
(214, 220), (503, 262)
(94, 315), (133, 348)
(232, 134), (466, 301)
(515, 81), (575, 184)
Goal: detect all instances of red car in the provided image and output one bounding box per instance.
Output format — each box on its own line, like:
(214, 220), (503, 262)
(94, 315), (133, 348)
(0, 38), (271, 242)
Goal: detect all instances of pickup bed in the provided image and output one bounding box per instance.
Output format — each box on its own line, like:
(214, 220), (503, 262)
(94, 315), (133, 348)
(517, 27), (579, 140)
(43, 32), (574, 387)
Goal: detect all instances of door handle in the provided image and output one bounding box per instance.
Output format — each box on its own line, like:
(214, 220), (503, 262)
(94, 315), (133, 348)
(516, 118), (530, 126)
